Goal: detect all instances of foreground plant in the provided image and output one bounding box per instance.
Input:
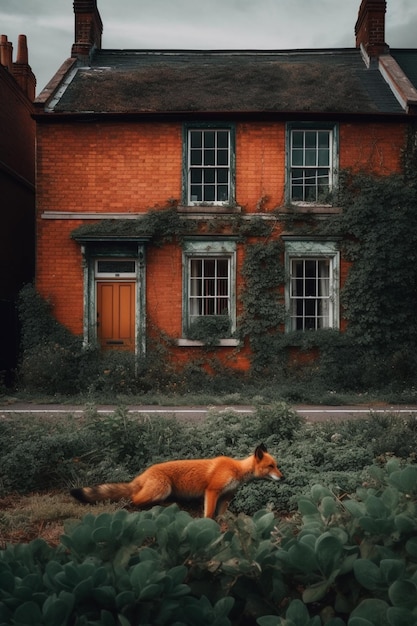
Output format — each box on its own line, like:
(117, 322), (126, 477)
(1, 459), (416, 625)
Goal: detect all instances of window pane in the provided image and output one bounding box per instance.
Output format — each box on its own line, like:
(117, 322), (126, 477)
(217, 131), (229, 148)
(217, 259), (229, 276)
(190, 150), (202, 166)
(292, 149), (304, 166)
(203, 259), (215, 275)
(292, 131), (304, 148)
(305, 149), (317, 167)
(204, 150), (215, 166)
(218, 186), (229, 202)
(318, 131), (329, 148)
(191, 169), (202, 183)
(217, 149), (228, 166)
(204, 185), (215, 201)
(97, 260), (135, 274)
(190, 186), (202, 201)
(204, 131), (215, 148)
(191, 259), (202, 276)
(190, 131), (202, 148)
(204, 169), (215, 184)
(217, 169), (229, 184)
(305, 131), (317, 148)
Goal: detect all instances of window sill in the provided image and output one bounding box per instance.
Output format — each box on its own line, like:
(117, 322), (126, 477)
(177, 205), (241, 215)
(279, 204), (342, 215)
(177, 338), (240, 347)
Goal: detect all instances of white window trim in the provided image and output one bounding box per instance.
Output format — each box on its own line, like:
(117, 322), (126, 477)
(183, 124), (236, 207)
(286, 123), (339, 207)
(284, 240), (340, 332)
(181, 239), (237, 342)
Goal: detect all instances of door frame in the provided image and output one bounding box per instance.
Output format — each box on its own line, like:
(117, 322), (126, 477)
(80, 241), (147, 356)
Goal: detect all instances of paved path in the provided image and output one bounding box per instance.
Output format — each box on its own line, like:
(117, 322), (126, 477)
(2, 402), (417, 422)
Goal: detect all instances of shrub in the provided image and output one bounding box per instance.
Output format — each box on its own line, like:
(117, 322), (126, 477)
(1, 460), (417, 625)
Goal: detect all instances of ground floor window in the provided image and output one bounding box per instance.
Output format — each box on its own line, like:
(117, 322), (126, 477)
(284, 239), (339, 331)
(182, 239), (236, 336)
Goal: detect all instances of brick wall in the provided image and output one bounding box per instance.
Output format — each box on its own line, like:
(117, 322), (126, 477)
(0, 62), (35, 379)
(339, 122), (405, 174)
(37, 122), (183, 213)
(36, 118), (408, 370)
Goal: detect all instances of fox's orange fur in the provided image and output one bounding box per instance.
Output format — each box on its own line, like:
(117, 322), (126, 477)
(71, 444), (283, 518)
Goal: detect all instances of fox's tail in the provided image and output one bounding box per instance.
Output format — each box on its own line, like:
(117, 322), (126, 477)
(71, 482), (132, 504)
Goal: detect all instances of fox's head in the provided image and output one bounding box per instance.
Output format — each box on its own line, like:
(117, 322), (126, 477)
(253, 444), (284, 481)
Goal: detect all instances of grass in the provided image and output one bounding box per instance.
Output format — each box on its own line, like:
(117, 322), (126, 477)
(1, 403), (417, 548)
(0, 492), (126, 547)
(3, 381), (417, 408)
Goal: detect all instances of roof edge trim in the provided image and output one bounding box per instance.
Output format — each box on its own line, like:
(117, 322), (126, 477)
(379, 54), (417, 113)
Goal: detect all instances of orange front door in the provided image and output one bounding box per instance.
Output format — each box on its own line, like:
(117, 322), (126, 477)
(97, 282), (135, 351)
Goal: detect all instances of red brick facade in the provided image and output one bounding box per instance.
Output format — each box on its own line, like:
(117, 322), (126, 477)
(33, 0), (416, 373)
(35, 118), (407, 370)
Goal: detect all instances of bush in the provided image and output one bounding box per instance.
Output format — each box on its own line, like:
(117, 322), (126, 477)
(1, 460), (417, 625)
(3, 404), (417, 521)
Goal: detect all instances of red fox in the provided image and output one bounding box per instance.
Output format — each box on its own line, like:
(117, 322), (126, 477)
(71, 444), (284, 518)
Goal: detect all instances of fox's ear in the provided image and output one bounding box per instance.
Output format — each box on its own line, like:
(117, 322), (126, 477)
(255, 443), (267, 460)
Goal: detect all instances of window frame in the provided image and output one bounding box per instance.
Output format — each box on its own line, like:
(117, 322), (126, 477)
(286, 123), (339, 206)
(183, 123), (236, 207)
(182, 239), (237, 337)
(284, 239), (340, 332)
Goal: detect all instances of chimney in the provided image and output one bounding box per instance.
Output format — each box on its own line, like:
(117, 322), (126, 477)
(72, 0), (103, 59)
(1, 34), (36, 99)
(12, 34), (36, 100)
(0, 34), (13, 71)
(355, 0), (389, 59)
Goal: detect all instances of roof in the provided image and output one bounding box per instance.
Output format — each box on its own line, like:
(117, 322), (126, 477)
(390, 49), (417, 91)
(41, 48), (405, 116)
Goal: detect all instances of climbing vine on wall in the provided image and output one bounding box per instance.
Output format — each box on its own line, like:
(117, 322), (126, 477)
(338, 170), (417, 355)
(238, 239), (286, 374)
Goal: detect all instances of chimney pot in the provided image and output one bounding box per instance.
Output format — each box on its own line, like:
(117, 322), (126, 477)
(0, 34), (13, 71)
(16, 34), (29, 65)
(11, 34), (36, 100)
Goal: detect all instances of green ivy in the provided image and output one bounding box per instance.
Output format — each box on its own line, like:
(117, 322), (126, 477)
(337, 171), (417, 357)
(238, 240), (286, 374)
(186, 315), (232, 346)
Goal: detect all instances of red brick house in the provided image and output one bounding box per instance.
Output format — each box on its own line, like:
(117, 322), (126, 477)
(0, 34), (36, 381)
(33, 0), (417, 374)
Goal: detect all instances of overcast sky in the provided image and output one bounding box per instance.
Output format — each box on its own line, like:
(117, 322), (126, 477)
(1, 0), (416, 95)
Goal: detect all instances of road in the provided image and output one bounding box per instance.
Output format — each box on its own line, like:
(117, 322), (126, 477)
(2, 402), (417, 422)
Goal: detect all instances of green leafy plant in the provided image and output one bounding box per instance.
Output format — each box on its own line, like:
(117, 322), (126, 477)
(186, 315), (232, 346)
(1, 460), (417, 625)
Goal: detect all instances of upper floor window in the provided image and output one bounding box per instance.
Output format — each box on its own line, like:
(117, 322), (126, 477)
(184, 125), (235, 206)
(287, 124), (338, 205)
(284, 240), (340, 331)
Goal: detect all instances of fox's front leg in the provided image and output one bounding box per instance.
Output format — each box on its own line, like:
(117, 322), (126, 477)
(203, 489), (220, 518)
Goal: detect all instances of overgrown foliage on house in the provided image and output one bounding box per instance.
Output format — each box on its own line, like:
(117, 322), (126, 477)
(15, 160), (417, 395)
